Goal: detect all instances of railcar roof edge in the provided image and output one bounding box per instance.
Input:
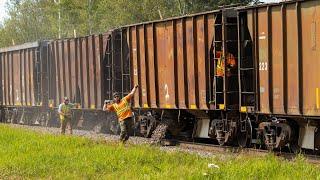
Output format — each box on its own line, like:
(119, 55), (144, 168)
(48, 31), (112, 42)
(0, 41), (39, 53)
(118, 8), (224, 29)
(237, 0), (314, 11)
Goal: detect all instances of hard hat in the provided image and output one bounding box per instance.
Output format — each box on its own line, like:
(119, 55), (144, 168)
(113, 92), (120, 97)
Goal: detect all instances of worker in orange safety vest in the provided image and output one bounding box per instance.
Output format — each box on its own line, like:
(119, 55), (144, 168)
(103, 85), (139, 143)
(216, 51), (236, 77)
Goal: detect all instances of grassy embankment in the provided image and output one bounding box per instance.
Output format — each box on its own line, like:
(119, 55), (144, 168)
(0, 124), (319, 179)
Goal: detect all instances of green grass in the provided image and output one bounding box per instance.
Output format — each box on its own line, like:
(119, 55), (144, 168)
(0, 124), (319, 179)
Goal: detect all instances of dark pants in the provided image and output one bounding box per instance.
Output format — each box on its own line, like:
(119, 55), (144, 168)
(60, 116), (72, 135)
(119, 117), (133, 142)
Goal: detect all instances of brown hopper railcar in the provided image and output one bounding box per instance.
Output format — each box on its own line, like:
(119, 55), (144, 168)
(122, 0), (320, 151)
(238, 0), (320, 150)
(0, 32), (129, 133)
(0, 0), (319, 152)
(0, 41), (50, 124)
(47, 31), (130, 131)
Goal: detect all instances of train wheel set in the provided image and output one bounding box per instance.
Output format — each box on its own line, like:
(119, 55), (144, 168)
(0, 0), (320, 153)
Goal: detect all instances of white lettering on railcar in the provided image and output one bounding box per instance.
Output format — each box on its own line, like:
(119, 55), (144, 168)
(259, 32), (266, 40)
(259, 36), (266, 40)
(164, 84), (169, 101)
(259, 62), (268, 71)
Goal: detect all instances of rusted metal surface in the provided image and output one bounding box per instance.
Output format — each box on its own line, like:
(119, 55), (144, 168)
(13, 51), (21, 105)
(126, 12), (215, 110)
(0, 42), (44, 107)
(30, 49), (35, 106)
(47, 32), (128, 110)
(241, 0), (320, 116)
(49, 34), (109, 109)
(286, 4), (300, 115)
(301, 0), (320, 116)
(0, 53), (3, 106)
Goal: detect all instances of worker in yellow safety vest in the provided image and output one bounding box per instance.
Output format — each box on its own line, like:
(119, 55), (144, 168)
(216, 51), (236, 77)
(58, 97), (75, 134)
(103, 85), (139, 143)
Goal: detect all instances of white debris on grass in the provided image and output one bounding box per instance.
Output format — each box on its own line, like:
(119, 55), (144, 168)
(208, 163), (220, 169)
(202, 172), (208, 176)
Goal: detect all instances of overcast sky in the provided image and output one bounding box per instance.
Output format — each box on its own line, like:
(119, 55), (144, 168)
(0, 0), (281, 24)
(0, 0), (8, 24)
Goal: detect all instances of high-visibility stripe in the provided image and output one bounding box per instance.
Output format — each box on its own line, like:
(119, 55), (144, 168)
(113, 99), (130, 117)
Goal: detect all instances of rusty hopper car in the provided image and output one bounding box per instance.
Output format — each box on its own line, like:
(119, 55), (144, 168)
(47, 31), (131, 131)
(0, 0), (319, 152)
(0, 31), (130, 133)
(238, 0), (320, 150)
(119, 8), (243, 144)
(0, 41), (50, 124)
(118, 0), (320, 151)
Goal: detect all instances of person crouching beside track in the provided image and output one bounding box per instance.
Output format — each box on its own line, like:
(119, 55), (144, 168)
(58, 97), (75, 135)
(103, 85), (139, 143)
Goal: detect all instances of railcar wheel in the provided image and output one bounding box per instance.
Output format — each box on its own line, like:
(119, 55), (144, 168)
(237, 130), (251, 148)
(217, 139), (226, 146)
(145, 120), (157, 138)
(237, 118), (252, 148)
(0, 109), (2, 123)
(138, 115), (158, 138)
(151, 118), (173, 143)
(289, 142), (301, 154)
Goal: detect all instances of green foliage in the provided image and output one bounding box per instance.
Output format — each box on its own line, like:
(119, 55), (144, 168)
(0, 0), (254, 48)
(0, 124), (320, 179)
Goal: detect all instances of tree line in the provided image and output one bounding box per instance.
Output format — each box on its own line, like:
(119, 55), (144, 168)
(0, 0), (257, 48)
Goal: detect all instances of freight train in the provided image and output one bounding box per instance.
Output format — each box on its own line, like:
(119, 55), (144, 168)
(0, 0), (319, 152)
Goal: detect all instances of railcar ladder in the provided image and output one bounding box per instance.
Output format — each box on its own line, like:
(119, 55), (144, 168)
(105, 35), (113, 100)
(238, 12), (255, 113)
(212, 9), (239, 110)
(119, 29), (131, 97)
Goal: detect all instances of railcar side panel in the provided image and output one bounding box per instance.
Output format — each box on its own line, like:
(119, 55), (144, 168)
(270, 6), (285, 114)
(301, 0), (320, 116)
(257, 7), (271, 114)
(69, 39), (77, 104)
(64, 40), (71, 102)
(127, 13), (215, 110)
(13, 51), (21, 105)
(176, 20), (187, 109)
(146, 24), (157, 108)
(0, 54), (4, 105)
(30, 49), (36, 106)
(49, 34), (111, 109)
(137, 26), (149, 108)
(286, 4), (300, 115)
(244, 0), (320, 116)
(0, 42), (46, 107)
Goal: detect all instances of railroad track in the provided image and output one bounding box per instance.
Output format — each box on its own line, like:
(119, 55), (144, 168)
(161, 140), (320, 164)
(5, 123), (320, 164)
